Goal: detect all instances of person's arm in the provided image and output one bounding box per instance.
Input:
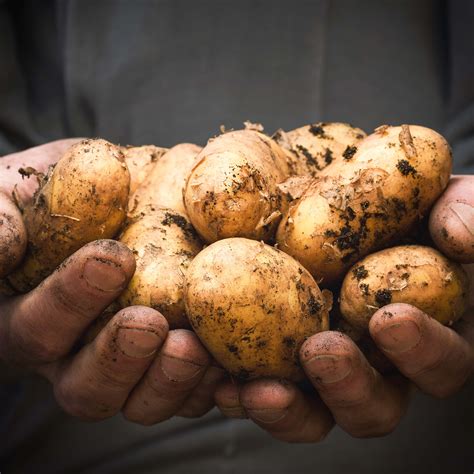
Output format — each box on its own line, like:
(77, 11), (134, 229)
(0, 141), (224, 422)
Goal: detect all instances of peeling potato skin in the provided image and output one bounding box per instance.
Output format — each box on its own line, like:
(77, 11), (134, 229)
(274, 122), (367, 177)
(122, 145), (168, 194)
(276, 125), (452, 285)
(129, 143), (202, 217)
(6, 139), (130, 293)
(183, 130), (290, 243)
(184, 238), (331, 381)
(340, 245), (469, 330)
(119, 207), (203, 329)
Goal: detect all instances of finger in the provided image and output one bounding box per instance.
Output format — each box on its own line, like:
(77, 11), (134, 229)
(46, 306), (168, 421)
(1, 239), (135, 366)
(370, 303), (474, 398)
(175, 364), (226, 418)
(429, 175), (474, 263)
(122, 329), (210, 425)
(0, 192), (27, 278)
(215, 379), (248, 419)
(239, 379), (334, 443)
(0, 138), (83, 203)
(301, 331), (410, 438)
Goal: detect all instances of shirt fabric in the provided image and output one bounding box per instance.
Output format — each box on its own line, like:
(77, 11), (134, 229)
(0, 1), (473, 473)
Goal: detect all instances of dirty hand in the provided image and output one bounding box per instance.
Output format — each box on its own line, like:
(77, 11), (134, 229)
(0, 141), (223, 423)
(215, 175), (474, 442)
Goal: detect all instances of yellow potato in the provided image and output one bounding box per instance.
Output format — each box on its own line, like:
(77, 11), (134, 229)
(183, 130), (290, 243)
(184, 238), (332, 381)
(276, 125), (452, 285)
(119, 207), (203, 328)
(340, 245), (469, 329)
(129, 143), (201, 216)
(122, 145), (168, 194)
(6, 139), (129, 292)
(274, 122), (366, 176)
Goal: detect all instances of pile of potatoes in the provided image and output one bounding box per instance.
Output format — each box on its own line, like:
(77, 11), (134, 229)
(2, 121), (470, 382)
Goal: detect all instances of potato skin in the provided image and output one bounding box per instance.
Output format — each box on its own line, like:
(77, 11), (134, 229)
(119, 208), (203, 329)
(129, 143), (201, 217)
(184, 238), (331, 381)
(340, 245), (469, 329)
(276, 125), (452, 285)
(274, 122), (367, 176)
(6, 139), (130, 292)
(122, 145), (167, 194)
(183, 130), (290, 243)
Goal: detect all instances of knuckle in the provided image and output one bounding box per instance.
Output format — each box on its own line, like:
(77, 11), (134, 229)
(17, 331), (64, 364)
(54, 380), (117, 421)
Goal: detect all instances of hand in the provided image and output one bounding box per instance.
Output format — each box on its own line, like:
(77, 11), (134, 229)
(0, 141), (224, 423)
(215, 175), (474, 442)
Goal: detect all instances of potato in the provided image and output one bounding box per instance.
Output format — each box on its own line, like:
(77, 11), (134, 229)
(6, 139), (130, 292)
(122, 145), (168, 194)
(340, 245), (469, 329)
(129, 143), (201, 217)
(184, 238), (332, 381)
(276, 125), (452, 285)
(183, 130), (290, 243)
(273, 122), (366, 176)
(119, 207), (203, 328)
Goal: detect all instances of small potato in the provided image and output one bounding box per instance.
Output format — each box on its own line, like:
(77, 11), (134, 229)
(277, 125), (452, 285)
(122, 145), (167, 194)
(184, 238), (332, 381)
(119, 207), (203, 329)
(6, 139), (130, 292)
(340, 245), (469, 329)
(183, 130), (290, 243)
(274, 122), (366, 176)
(129, 143), (201, 217)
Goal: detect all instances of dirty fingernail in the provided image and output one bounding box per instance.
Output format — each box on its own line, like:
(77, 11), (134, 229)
(448, 202), (474, 236)
(117, 328), (161, 358)
(247, 408), (287, 424)
(160, 354), (204, 382)
(306, 355), (352, 384)
(83, 258), (127, 292)
(375, 320), (421, 353)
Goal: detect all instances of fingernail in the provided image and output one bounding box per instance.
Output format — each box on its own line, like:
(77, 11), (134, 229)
(306, 355), (352, 384)
(375, 320), (421, 353)
(449, 202), (474, 236)
(247, 408), (287, 424)
(160, 354), (204, 382)
(222, 406), (248, 419)
(83, 258), (127, 292)
(117, 328), (161, 358)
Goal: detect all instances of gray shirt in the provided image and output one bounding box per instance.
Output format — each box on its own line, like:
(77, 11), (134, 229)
(1, 1), (473, 473)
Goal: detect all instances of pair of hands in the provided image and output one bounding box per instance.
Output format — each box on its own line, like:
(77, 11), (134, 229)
(0, 140), (473, 443)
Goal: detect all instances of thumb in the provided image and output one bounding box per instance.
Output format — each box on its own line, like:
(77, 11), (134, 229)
(0, 138), (84, 204)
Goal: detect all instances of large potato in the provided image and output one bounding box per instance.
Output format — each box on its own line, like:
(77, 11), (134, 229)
(340, 245), (469, 329)
(122, 145), (167, 194)
(6, 139), (130, 292)
(184, 238), (332, 381)
(276, 125), (452, 285)
(274, 122), (366, 176)
(183, 130), (290, 243)
(119, 207), (203, 328)
(129, 143), (201, 217)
